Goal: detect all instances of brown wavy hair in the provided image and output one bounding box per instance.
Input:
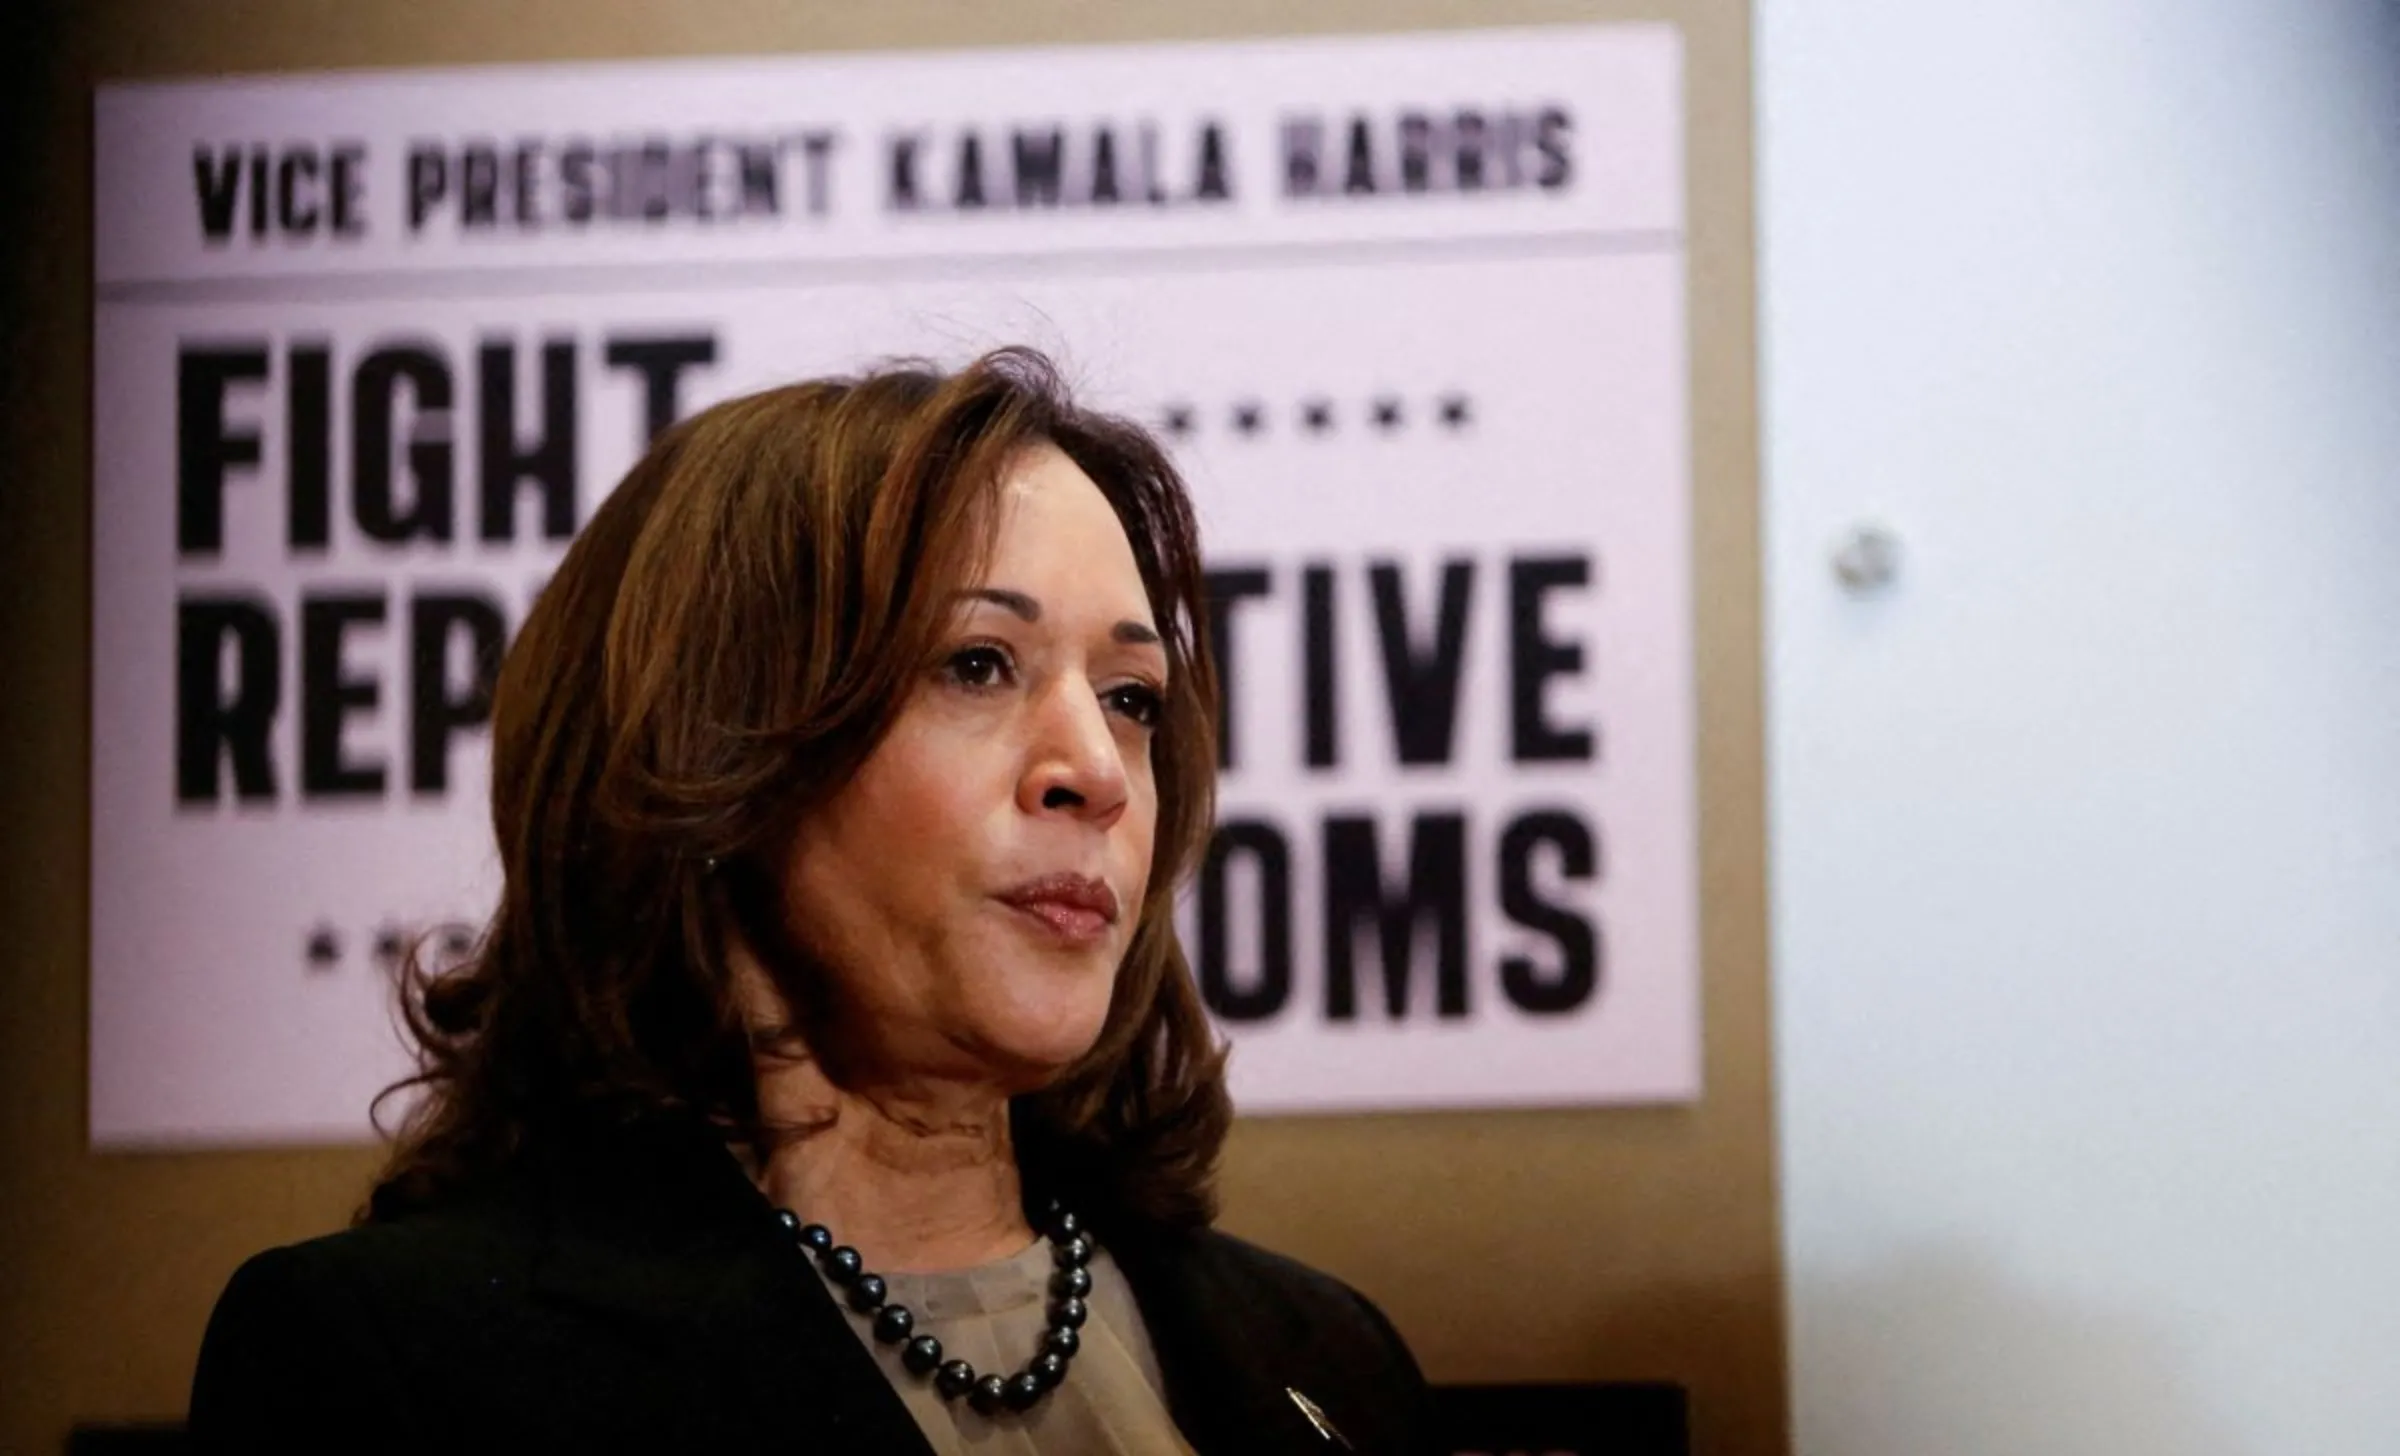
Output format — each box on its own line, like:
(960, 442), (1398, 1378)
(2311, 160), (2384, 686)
(368, 348), (1229, 1231)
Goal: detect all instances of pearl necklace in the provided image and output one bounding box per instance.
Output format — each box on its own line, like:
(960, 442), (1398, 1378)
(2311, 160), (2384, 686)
(775, 1200), (1093, 1415)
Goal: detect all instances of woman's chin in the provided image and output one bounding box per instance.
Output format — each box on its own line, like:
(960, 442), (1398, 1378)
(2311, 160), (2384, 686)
(966, 1007), (1112, 1091)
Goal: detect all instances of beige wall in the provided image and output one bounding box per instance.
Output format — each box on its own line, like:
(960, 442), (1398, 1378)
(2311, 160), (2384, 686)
(0, 2), (1775, 1452)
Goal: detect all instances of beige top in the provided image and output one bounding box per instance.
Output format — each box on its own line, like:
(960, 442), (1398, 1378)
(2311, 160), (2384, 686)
(811, 1234), (1200, 1456)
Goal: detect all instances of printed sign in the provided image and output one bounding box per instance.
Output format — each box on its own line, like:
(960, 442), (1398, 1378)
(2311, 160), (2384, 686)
(91, 25), (1695, 1144)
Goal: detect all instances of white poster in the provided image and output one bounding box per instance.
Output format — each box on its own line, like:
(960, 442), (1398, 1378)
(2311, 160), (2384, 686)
(90, 25), (1694, 1145)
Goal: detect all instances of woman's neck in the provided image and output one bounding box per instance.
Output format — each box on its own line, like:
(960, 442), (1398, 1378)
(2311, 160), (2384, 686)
(749, 1050), (1036, 1274)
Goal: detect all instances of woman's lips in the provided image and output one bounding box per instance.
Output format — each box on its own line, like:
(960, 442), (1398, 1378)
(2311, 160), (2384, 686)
(996, 874), (1120, 946)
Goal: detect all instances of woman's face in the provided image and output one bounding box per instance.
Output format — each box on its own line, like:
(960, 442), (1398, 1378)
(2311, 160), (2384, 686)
(780, 443), (1166, 1093)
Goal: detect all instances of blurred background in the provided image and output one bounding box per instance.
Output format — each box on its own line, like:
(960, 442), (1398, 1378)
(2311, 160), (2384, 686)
(4, 3), (2396, 1455)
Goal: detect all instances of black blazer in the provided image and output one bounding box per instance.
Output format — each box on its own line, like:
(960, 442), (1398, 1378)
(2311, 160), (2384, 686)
(189, 1115), (1433, 1454)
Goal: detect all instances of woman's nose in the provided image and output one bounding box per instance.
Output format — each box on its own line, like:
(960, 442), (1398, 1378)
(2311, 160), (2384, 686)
(1017, 679), (1130, 826)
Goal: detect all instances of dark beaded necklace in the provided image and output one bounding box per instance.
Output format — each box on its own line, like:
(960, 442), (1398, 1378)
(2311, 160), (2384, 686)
(774, 1200), (1094, 1416)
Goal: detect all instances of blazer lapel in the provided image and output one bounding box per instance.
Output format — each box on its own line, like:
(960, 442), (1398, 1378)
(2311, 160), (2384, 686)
(1110, 1227), (1362, 1456)
(523, 1113), (936, 1456)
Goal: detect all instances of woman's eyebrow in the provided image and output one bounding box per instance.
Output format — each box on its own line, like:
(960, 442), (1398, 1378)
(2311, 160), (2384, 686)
(957, 588), (1161, 647)
(956, 587), (1041, 621)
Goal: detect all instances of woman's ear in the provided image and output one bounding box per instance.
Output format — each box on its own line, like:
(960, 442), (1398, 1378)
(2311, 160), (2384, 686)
(716, 845), (868, 1089)
(717, 908), (798, 1049)
(713, 858), (827, 1067)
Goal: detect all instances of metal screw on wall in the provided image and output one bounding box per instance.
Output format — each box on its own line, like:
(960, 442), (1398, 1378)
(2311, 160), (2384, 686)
(1832, 523), (1902, 594)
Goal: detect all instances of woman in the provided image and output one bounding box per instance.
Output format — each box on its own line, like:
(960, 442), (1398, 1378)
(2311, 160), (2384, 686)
(188, 349), (1431, 1454)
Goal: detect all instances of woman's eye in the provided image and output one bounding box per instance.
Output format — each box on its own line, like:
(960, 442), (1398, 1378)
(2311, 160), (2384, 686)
(1107, 683), (1165, 729)
(943, 645), (1014, 690)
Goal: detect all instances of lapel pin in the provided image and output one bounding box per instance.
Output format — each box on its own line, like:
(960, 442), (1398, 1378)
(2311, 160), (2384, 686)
(1286, 1387), (1354, 1448)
